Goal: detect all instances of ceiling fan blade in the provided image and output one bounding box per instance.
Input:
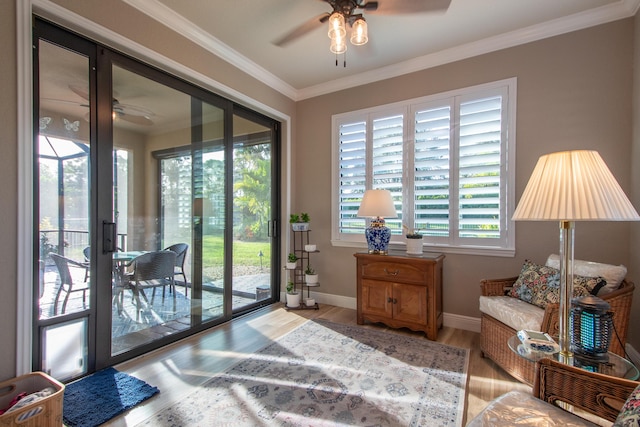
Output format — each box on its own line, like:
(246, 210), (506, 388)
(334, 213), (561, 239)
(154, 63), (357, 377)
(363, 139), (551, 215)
(366, 0), (450, 15)
(69, 84), (90, 101)
(114, 102), (155, 119)
(358, 1), (379, 11)
(41, 98), (89, 108)
(273, 12), (330, 47)
(118, 114), (154, 126)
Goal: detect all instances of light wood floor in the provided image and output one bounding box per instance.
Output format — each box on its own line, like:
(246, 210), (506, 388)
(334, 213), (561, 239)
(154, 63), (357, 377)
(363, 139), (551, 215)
(104, 303), (530, 426)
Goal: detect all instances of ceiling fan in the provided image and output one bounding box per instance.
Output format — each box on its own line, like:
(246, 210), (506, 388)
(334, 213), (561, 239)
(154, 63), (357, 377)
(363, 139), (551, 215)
(273, 0), (452, 47)
(44, 84), (155, 126)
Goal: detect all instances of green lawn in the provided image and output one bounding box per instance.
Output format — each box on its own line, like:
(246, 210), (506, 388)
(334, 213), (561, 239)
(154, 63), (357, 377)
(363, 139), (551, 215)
(202, 235), (271, 267)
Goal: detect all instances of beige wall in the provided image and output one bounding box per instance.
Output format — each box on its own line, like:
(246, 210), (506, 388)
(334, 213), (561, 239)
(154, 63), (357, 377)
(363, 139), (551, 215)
(296, 19), (637, 329)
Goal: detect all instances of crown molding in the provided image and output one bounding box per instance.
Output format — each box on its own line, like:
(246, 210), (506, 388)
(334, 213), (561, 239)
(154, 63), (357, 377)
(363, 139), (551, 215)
(122, 0), (298, 101)
(40, 0), (640, 102)
(297, 0), (640, 99)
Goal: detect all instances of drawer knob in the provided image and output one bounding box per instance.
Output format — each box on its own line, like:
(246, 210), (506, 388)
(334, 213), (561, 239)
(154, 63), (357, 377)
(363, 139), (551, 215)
(387, 297), (398, 304)
(384, 268), (399, 276)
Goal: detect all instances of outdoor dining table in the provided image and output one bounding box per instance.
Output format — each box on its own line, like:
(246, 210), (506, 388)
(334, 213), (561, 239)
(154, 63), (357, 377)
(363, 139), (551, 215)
(112, 251), (148, 314)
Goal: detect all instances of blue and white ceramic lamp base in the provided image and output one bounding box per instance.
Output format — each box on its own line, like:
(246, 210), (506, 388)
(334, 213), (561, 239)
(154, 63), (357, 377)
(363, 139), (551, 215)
(365, 218), (392, 254)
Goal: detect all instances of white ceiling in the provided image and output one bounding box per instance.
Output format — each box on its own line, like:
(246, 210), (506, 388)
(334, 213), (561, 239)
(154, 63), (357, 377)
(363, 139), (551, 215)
(123, 0), (639, 100)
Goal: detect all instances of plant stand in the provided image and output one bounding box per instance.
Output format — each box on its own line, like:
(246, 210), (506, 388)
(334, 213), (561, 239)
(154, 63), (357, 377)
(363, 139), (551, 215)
(284, 228), (319, 310)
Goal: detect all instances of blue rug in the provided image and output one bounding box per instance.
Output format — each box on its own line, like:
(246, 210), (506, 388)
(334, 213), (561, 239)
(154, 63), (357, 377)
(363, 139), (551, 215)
(63, 367), (159, 427)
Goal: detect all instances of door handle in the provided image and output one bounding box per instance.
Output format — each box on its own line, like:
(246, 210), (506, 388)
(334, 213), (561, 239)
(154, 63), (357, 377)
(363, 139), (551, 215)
(268, 219), (277, 238)
(103, 221), (117, 253)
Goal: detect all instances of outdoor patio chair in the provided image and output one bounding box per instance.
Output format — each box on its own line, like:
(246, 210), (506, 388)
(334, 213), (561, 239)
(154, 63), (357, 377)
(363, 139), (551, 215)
(164, 243), (189, 296)
(49, 253), (90, 315)
(125, 251), (177, 317)
(82, 246), (91, 281)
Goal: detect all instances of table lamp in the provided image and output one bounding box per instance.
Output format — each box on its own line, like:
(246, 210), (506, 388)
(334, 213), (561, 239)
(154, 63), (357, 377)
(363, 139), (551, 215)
(512, 150), (639, 357)
(357, 189), (397, 254)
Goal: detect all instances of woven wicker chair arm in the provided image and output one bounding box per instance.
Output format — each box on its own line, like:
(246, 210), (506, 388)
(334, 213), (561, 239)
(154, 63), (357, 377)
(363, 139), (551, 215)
(539, 303), (560, 336)
(534, 358), (639, 423)
(480, 277), (518, 296)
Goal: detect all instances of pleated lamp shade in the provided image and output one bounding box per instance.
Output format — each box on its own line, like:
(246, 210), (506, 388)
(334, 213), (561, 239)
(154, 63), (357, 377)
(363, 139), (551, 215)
(512, 150), (640, 221)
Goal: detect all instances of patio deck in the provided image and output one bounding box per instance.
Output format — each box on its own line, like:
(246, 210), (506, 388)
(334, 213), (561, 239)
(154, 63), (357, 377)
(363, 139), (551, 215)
(39, 265), (273, 354)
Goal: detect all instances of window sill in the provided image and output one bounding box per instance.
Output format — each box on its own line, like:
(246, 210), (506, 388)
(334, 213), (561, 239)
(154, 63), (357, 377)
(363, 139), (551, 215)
(331, 239), (515, 258)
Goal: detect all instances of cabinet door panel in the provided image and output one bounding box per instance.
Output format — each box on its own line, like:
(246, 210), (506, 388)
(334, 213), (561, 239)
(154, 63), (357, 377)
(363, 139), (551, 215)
(393, 283), (427, 324)
(361, 279), (393, 317)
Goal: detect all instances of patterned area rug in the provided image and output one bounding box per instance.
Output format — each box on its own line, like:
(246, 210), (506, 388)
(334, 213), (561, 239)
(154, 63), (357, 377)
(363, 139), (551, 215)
(138, 320), (469, 427)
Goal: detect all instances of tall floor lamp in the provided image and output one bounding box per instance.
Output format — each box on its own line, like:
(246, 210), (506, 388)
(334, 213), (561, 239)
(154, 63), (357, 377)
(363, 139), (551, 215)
(512, 150), (639, 357)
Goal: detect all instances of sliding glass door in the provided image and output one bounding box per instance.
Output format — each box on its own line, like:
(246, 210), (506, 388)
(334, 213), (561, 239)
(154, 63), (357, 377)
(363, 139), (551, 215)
(33, 18), (280, 380)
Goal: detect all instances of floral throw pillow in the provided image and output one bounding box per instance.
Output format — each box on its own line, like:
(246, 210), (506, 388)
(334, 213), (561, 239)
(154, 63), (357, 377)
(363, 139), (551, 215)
(509, 260), (607, 309)
(509, 260), (557, 303)
(613, 384), (640, 427)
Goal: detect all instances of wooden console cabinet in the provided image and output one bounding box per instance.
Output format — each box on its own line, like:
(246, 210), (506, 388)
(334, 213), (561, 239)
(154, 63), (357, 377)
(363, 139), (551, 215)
(354, 252), (444, 340)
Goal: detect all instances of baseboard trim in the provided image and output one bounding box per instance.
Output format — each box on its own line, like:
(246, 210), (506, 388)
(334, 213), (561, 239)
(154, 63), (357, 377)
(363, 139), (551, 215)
(444, 313), (481, 333)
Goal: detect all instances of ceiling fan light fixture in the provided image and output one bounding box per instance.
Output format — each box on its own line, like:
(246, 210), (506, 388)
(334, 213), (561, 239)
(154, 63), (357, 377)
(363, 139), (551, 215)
(328, 12), (346, 38)
(330, 33), (348, 54)
(350, 17), (368, 45)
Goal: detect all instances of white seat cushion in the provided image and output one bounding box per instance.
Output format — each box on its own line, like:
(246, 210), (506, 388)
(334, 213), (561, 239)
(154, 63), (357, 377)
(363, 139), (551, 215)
(479, 296), (544, 332)
(467, 391), (599, 426)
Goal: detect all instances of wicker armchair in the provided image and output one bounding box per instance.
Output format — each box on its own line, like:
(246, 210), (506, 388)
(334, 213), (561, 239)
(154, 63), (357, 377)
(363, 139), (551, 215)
(480, 277), (634, 385)
(467, 358), (640, 426)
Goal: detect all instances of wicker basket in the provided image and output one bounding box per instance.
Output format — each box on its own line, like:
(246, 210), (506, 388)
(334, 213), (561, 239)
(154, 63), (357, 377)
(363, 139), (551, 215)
(0, 372), (64, 427)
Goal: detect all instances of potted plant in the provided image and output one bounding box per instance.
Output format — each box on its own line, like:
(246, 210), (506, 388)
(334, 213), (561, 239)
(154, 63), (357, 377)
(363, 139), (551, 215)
(290, 212), (310, 231)
(305, 265), (319, 284)
(286, 253), (298, 269)
(405, 229), (424, 255)
(285, 280), (301, 308)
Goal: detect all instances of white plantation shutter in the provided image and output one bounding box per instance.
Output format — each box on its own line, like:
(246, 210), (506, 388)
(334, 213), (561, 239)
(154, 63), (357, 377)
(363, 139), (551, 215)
(332, 79), (515, 253)
(414, 104), (451, 237)
(458, 95), (503, 239)
(372, 114), (403, 234)
(338, 120), (367, 235)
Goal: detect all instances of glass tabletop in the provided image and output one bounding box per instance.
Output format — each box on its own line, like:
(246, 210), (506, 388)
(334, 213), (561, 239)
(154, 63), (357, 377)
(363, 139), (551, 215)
(508, 335), (639, 380)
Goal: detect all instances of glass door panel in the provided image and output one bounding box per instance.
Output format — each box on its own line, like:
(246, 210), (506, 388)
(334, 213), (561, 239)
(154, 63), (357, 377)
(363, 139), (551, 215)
(110, 65), (193, 355)
(35, 18), (280, 377)
(110, 66), (227, 355)
(231, 114), (273, 312)
(36, 39), (92, 380)
(197, 103), (226, 320)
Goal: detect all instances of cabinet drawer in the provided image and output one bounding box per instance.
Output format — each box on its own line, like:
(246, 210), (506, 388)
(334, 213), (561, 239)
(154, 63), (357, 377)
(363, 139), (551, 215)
(361, 261), (426, 284)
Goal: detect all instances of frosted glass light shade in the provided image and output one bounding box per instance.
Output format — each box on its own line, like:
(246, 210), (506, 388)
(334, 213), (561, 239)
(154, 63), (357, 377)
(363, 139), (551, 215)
(350, 18), (368, 45)
(328, 12), (346, 39)
(357, 189), (397, 218)
(330, 34), (347, 54)
(512, 150), (640, 221)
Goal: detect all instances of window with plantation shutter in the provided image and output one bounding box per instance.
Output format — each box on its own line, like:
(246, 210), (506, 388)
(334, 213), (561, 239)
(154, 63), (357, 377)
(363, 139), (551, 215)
(332, 79), (516, 255)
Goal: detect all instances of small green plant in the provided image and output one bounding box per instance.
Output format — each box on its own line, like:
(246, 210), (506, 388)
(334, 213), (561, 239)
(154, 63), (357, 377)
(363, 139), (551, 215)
(406, 230), (423, 239)
(403, 223), (423, 239)
(288, 253), (298, 262)
(289, 212), (310, 223)
(305, 265), (316, 275)
(286, 280), (295, 293)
